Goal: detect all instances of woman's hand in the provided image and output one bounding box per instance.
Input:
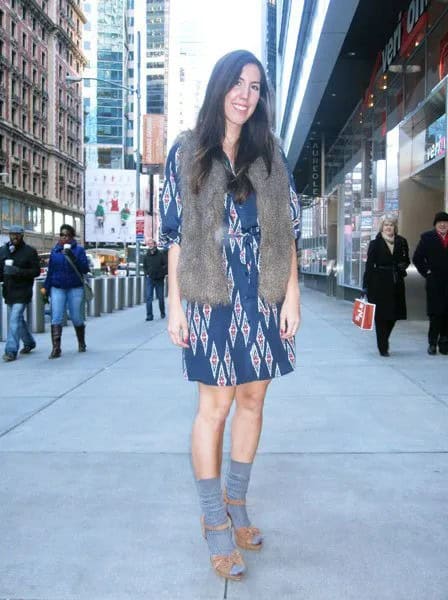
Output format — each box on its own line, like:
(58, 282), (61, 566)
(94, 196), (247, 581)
(167, 300), (189, 348)
(279, 290), (300, 340)
(280, 242), (301, 340)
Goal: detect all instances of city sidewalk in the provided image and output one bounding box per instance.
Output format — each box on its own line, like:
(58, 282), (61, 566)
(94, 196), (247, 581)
(0, 288), (447, 600)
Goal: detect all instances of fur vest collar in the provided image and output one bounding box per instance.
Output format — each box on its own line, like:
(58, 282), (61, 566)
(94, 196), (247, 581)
(177, 131), (294, 306)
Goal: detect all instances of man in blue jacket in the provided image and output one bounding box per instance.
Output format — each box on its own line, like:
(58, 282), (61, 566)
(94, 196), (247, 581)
(0, 225), (41, 361)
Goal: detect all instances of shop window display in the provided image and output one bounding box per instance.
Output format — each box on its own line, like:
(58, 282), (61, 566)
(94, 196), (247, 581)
(300, 198), (328, 275)
(1, 198), (11, 229)
(427, 9), (448, 93)
(44, 208), (53, 235)
(404, 44), (426, 113)
(24, 205), (42, 233)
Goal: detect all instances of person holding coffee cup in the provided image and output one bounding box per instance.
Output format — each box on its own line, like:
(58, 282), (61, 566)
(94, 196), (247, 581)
(43, 224), (90, 358)
(0, 225), (40, 361)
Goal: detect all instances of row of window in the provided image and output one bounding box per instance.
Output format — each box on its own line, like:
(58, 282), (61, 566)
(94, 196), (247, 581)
(0, 198), (81, 238)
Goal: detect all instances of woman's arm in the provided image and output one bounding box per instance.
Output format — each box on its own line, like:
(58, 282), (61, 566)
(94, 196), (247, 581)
(279, 241), (301, 340)
(362, 240), (375, 291)
(167, 244), (189, 348)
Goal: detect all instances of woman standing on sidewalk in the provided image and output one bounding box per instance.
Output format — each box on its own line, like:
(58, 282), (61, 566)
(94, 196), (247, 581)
(160, 50), (301, 580)
(362, 214), (410, 356)
(44, 224), (90, 359)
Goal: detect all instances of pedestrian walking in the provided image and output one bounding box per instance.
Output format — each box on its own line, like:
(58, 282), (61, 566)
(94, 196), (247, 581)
(43, 224), (90, 359)
(159, 50), (301, 581)
(362, 214), (410, 356)
(143, 243), (167, 321)
(413, 211), (448, 355)
(0, 225), (40, 361)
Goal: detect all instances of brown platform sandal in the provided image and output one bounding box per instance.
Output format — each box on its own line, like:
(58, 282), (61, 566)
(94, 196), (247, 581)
(201, 516), (246, 581)
(223, 489), (263, 551)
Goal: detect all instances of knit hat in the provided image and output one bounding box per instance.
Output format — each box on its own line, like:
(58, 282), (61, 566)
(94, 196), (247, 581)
(9, 225), (24, 234)
(433, 212), (448, 226)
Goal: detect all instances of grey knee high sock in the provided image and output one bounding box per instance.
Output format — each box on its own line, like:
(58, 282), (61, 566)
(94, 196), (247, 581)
(225, 460), (253, 529)
(196, 477), (236, 557)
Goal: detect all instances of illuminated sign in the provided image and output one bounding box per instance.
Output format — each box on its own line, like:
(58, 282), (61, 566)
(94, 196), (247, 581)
(381, 0), (429, 73)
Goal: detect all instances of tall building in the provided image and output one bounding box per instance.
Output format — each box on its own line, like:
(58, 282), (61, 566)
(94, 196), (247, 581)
(0, 0), (86, 251)
(264, 0), (277, 91)
(144, 0), (170, 162)
(277, 0), (448, 318)
(167, 1), (205, 146)
(82, 0), (133, 170)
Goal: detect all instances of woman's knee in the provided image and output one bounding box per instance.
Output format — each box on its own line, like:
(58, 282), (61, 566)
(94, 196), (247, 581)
(197, 386), (234, 429)
(197, 402), (231, 429)
(235, 384), (268, 415)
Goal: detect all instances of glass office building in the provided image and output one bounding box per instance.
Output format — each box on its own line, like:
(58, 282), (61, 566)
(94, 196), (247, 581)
(82, 0), (131, 169)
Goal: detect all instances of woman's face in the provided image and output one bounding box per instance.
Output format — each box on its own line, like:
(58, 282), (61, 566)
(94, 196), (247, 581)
(224, 63), (261, 135)
(59, 229), (73, 245)
(382, 221), (395, 236)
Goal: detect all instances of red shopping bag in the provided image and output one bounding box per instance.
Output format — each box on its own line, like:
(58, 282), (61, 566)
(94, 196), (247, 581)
(352, 297), (376, 330)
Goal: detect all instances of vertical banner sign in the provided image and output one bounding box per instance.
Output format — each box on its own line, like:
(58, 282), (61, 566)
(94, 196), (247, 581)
(310, 140), (322, 197)
(136, 209), (145, 242)
(142, 114), (165, 166)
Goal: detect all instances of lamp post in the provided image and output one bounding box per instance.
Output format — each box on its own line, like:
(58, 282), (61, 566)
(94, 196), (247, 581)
(66, 32), (142, 273)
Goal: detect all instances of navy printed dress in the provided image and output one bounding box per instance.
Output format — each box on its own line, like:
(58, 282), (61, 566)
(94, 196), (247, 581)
(160, 143), (301, 386)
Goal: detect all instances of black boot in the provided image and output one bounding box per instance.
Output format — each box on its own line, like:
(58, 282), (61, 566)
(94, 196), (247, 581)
(74, 325), (87, 352)
(49, 324), (62, 359)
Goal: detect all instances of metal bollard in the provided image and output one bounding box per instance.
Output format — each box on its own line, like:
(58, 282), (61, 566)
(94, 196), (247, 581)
(101, 277), (114, 313)
(86, 277), (102, 317)
(127, 276), (135, 307)
(136, 276), (142, 305)
(117, 276), (125, 309)
(28, 279), (46, 333)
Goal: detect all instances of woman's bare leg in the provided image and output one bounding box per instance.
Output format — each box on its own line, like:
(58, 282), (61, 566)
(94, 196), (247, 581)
(231, 379), (270, 462)
(192, 382), (235, 479)
(225, 380), (270, 544)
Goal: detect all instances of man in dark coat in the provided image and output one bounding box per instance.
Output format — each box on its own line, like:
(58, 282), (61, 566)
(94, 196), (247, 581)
(363, 215), (410, 356)
(413, 211), (448, 355)
(0, 225), (41, 361)
(143, 243), (167, 321)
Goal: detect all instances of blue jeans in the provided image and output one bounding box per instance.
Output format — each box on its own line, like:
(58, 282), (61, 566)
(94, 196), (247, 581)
(50, 287), (85, 326)
(5, 303), (35, 356)
(146, 277), (165, 318)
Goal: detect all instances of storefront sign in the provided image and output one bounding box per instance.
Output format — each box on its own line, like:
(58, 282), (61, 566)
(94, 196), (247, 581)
(310, 140), (322, 197)
(425, 114), (447, 163)
(381, 0), (429, 73)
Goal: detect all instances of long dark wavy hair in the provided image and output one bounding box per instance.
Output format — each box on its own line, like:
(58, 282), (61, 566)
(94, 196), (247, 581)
(191, 49), (274, 202)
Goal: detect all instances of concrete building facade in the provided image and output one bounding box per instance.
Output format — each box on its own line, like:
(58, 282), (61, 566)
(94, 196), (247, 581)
(0, 0), (86, 251)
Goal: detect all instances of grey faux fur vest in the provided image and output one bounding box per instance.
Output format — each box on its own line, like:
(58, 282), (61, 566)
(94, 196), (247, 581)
(177, 131), (294, 306)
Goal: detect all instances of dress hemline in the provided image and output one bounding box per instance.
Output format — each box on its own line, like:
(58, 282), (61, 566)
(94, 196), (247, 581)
(184, 364), (295, 387)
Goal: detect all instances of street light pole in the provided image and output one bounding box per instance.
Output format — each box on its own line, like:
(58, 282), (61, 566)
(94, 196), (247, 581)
(67, 39), (143, 273)
(135, 31), (142, 276)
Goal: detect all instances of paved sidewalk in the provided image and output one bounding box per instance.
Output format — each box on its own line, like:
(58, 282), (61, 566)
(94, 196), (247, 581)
(0, 288), (447, 600)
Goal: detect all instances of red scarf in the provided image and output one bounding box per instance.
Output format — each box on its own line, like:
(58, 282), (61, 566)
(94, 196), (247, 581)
(437, 231), (448, 249)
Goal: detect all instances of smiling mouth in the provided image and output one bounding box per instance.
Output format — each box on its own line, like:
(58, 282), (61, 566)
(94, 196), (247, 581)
(232, 103), (248, 112)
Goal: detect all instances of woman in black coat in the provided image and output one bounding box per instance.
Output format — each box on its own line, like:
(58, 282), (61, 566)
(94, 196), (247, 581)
(362, 215), (410, 356)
